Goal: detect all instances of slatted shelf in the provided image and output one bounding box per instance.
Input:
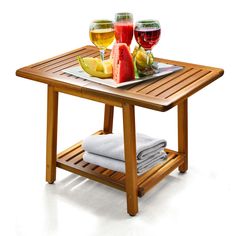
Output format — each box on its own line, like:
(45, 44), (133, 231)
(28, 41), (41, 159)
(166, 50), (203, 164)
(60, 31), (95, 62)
(16, 45), (223, 112)
(56, 130), (184, 197)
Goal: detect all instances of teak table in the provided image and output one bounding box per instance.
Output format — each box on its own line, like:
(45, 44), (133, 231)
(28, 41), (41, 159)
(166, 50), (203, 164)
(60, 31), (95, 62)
(16, 45), (224, 216)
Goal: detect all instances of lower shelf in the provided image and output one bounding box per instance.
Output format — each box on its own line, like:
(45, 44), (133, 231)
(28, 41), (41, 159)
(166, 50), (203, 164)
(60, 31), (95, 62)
(56, 130), (184, 197)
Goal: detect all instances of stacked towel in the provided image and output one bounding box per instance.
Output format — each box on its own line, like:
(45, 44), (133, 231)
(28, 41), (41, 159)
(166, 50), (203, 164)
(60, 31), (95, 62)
(82, 133), (167, 176)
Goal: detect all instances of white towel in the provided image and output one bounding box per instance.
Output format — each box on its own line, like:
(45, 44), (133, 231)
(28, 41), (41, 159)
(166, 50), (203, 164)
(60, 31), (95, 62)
(83, 151), (167, 176)
(82, 133), (167, 161)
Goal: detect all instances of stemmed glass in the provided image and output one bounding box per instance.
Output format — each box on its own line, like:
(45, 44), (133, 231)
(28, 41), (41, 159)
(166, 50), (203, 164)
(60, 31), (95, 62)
(114, 12), (133, 47)
(134, 20), (161, 64)
(89, 20), (115, 61)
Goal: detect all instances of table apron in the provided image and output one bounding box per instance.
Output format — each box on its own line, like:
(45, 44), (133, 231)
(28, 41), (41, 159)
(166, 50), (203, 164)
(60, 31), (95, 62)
(53, 85), (175, 112)
(54, 86), (123, 107)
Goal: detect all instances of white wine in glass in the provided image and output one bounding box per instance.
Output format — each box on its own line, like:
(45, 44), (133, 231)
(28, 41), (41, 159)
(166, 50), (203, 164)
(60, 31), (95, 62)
(89, 20), (114, 61)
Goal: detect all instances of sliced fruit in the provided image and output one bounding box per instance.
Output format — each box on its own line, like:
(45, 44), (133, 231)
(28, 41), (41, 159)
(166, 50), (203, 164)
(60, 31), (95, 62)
(82, 57), (98, 71)
(95, 59), (104, 72)
(78, 57), (104, 72)
(132, 45), (139, 59)
(102, 59), (113, 74)
(135, 47), (154, 68)
(77, 56), (112, 78)
(111, 43), (135, 83)
(132, 46), (157, 77)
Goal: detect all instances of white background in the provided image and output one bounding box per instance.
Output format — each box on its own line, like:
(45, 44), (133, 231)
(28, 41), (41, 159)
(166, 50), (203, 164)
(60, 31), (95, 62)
(1, 0), (236, 235)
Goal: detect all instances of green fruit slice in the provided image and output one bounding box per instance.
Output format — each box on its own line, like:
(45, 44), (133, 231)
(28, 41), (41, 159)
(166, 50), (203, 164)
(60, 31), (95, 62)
(77, 56), (112, 78)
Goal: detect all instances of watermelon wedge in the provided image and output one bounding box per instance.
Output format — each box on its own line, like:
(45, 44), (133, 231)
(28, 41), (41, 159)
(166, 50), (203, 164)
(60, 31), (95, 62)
(111, 43), (135, 83)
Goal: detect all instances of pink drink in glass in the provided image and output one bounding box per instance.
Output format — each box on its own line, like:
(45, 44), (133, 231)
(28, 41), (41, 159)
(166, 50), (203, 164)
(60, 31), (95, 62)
(114, 22), (133, 47)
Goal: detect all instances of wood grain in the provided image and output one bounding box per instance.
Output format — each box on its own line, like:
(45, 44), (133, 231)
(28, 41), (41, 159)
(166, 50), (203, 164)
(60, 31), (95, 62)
(16, 45), (224, 112)
(46, 85), (58, 184)
(103, 104), (114, 133)
(178, 99), (188, 173)
(138, 154), (184, 196)
(122, 103), (138, 216)
(16, 45), (224, 215)
(56, 132), (183, 198)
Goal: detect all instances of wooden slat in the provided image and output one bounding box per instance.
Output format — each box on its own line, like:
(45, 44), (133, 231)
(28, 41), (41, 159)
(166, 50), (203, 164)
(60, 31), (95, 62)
(119, 175), (126, 181)
(57, 141), (83, 159)
(54, 51), (111, 76)
(43, 51), (100, 72)
(110, 172), (125, 181)
(137, 153), (177, 185)
(49, 51), (111, 74)
(56, 132), (184, 197)
(147, 68), (200, 96)
(73, 156), (83, 165)
(56, 161), (125, 192)
(78, 160), (90, 167)
(58, 146), (83, 162)
(36, 49), (98, 71)
(157, 70), (211, 99)
(129, 67), (191, 94)
(59, 153), (83, 165)
(30, 47), (90, 68)
(138, 154), (184, 196)
(128, 76), (164, 93)
(84, 163), (98, 170)
(166, 71), (221, 102)
(16, 45), (224, 112)
(93, 166), (107, 174)
(102, 169), (115, 176)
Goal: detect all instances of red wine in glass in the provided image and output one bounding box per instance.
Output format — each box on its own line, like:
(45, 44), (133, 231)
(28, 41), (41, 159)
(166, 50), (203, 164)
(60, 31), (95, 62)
(134, 20), (161, 65)
(134, 28), (161, 50)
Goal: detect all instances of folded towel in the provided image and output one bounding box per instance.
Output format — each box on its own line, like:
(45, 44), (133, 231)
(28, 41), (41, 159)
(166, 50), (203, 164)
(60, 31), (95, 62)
(83, 151), (167, 176)
(82, 133), (167, 161)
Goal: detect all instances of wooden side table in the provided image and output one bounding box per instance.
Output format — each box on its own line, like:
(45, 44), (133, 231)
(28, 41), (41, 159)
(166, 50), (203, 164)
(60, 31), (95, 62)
(16, 45), (224, 216)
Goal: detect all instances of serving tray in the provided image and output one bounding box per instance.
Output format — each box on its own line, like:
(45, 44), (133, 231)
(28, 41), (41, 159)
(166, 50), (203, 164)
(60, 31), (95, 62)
(63, 62), (183, 88)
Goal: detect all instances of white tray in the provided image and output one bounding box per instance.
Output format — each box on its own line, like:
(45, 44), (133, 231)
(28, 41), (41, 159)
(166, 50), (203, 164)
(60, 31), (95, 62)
(63, 62), (183, 88)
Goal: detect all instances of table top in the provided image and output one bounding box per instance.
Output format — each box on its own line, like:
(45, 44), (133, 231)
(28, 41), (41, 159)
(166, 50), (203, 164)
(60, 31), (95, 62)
(16, 45), (224, 111)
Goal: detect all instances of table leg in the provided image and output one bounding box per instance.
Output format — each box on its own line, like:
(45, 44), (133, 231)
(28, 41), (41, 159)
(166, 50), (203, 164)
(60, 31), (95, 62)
(103, 104), (114, 134)
(122, 103), (138, 216)
(178, 99), (188, 173)
(46, 85), (58, 184)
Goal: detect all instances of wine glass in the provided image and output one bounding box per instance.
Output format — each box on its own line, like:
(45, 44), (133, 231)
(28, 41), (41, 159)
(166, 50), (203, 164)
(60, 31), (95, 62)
(134, 20), (161, 64)
(89, 20), (115, 61)
(114, 12), (133, 47)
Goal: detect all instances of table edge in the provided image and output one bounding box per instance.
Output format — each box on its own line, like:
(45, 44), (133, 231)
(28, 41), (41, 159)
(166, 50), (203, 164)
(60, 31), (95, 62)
(16, 46), (224, 112)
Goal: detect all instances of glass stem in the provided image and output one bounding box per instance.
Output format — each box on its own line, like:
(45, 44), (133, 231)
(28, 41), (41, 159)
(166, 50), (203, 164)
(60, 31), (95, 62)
(146, 50), (151, 65)
(100, 49), (105, 61)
